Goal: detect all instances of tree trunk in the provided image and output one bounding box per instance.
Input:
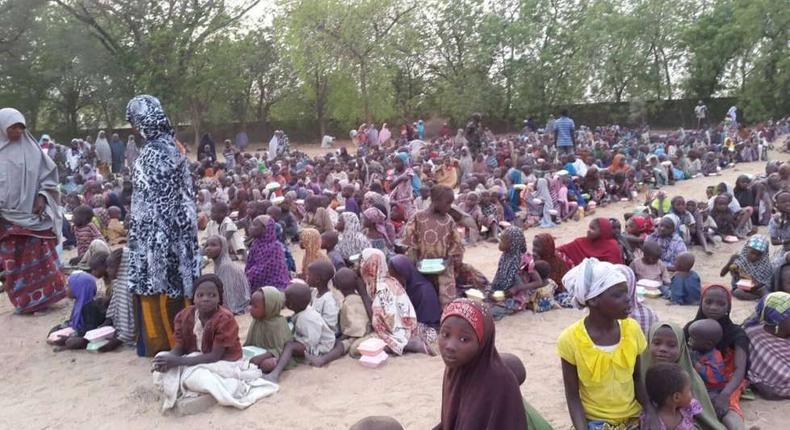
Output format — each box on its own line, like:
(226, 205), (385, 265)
(256, 77), (265, 121)
(360, 59), (371, 123)
(190, 101), (202, 148)
(64, 89), (80, 138)
(314, 71), (327, 139)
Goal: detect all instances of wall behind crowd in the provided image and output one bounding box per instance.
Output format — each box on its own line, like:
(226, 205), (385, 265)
(56, 96), (746, 148)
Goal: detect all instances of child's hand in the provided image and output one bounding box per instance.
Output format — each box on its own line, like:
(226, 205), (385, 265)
(152, 353), (179, 372)
(68, 256), (80, 266)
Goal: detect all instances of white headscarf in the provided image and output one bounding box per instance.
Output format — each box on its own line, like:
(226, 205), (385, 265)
(562, 257), (626, 309)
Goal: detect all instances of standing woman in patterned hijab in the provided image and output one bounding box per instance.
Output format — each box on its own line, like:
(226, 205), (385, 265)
(125, 95), (199, 357)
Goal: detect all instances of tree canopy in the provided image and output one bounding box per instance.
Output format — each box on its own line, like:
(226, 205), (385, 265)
(0, 0), (787, 142)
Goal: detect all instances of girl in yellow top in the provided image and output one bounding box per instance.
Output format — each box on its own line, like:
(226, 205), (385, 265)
(557, 258), (661, 430)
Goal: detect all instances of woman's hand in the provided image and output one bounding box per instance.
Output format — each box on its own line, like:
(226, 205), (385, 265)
(33, 195), (47, 215)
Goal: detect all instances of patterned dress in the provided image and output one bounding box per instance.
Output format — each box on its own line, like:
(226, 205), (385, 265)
(125, 95), (199, 357)
(126, 95), (199, 299)
(401, 209), (464, 306)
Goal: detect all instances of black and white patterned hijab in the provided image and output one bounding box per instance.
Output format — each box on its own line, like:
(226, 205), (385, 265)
(125, 95), (175, 144)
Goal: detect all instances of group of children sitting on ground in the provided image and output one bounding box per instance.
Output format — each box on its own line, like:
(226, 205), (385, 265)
(39, 114), (790, 428)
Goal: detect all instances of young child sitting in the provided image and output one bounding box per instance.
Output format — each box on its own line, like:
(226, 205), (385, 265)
(526, 260), (561, 313)
(152, 275), (243, 372)
(206, 201), (245, 259)
(687, 319), (727, 398)
(669, 252), (702, 305)
(333, 268), (371, 355)
(204, 235), (250, 315)
(70, 204), (105, 265)
(644, 362), (703, 430)
(246, 287), (295, 373)
(152, 275), (277, 411)
(105, 206), (127, 245)
(630, 240), (671, 294)
(307, 260), (340, 333)
(263, 282), (343, 382)
(721, 235), (773, 300)
(500, 352), (554, 430)
(321, 230), (345, 270)
(684, 200), (714, 255)
(48, 253), (110, 350)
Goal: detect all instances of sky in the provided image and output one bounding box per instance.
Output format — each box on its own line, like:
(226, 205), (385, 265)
(232, 0), (275, 23)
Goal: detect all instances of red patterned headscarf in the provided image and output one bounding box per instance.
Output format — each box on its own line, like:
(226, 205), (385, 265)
(441, 298), (487, 343)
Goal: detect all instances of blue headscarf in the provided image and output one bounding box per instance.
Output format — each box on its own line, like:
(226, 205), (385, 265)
(67, 272), (97, 332)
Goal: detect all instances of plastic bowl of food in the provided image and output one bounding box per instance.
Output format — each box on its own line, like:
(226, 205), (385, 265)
(465, 289), (485, 301)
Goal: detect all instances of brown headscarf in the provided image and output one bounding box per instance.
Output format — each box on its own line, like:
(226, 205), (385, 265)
(439, 299), (526, 430)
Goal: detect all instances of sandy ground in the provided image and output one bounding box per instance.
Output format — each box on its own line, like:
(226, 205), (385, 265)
(2, 153), (789, 430)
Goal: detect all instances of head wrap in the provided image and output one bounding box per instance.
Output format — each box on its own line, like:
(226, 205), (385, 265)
(246, 215), (290, 290)
(746, 234), (769, 253)
(491, 227), (527, 292)
(67, 272), (98, 332)
(125, 95), (174, 143)
(735, 235), (773, 286)
(441, 299), (486, 342)
(747, 291), (790, 327)
(396, 151), (410, 166)
(363, 207), (390, 244)
(336, 212), (371, 260)
(562, 257), (626, 308)
(439, 298), (526, 430)
(631, 215), (654, 235)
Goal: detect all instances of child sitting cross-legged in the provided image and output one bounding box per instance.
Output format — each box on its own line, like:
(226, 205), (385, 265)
(669, 252), (701, 305)
(263, 281), (344, 382)
(152, 275), (278, 411)
(631, 240), (671, 296)
(152, 275), (243, 370)
(333, 267), (372, 358)
(245, 287), (296, 373)
(644, 362), (703, 430)
(307, 260), (340, 334)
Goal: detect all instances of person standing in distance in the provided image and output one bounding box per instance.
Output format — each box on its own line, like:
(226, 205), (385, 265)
(553, 109), (576, 156)
(695, 100), (708, 129)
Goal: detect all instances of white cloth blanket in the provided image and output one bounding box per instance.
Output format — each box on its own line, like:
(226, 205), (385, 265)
(153, 354), (279, 412)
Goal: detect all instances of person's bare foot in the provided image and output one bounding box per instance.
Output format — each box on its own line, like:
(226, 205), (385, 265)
(306, 354), (326, 367)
